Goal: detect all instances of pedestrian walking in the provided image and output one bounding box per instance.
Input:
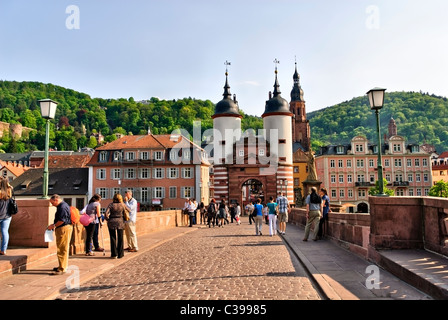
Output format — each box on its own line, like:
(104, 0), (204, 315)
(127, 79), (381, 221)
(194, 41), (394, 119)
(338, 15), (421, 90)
(263, 204), (269, 224)
(317, 188), (331, 240)
(84, 194), (102, 256)
(247, 202), (255, 225)
(47, 194), (73, 275)
(303, 187), (323, 242)
(253, 198), (264, 236)
(276, 192), (290, 235)
(0, 177), (13, 255)
(217, 200), (229, 228)
(235, 202), (241, 225)
(124, 190), (139, 252)
(206, 199), (217, 228)
(267, 196), (278, 236)
(105, 193), (128, 259)
(199, 200), (206, 224)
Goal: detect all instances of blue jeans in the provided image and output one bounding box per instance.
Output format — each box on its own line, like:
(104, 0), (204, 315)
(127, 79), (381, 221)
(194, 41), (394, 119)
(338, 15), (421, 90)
(0, 217), (12, 252)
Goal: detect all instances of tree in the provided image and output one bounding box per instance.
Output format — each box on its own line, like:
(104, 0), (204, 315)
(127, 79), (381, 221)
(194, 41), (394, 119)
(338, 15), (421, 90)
(429, 181), (448, 198)
(369, 179), (395, 196)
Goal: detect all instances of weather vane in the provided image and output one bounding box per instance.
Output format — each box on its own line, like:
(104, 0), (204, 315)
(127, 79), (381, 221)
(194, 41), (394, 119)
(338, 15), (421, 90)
(274, 58), (280, 73)
(225, 60), (231, 75)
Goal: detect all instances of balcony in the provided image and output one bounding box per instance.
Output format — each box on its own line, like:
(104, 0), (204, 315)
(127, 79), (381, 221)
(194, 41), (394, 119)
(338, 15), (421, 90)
(393, 181), (410, 187)
(355, 182), (372, 187)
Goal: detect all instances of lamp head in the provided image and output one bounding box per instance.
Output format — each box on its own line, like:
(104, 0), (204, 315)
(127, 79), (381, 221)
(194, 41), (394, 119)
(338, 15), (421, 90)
(366, 88), (386, 110)
(38, 99), (58, 119)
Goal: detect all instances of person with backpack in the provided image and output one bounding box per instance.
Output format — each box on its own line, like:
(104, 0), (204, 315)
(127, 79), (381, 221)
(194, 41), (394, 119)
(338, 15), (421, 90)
(206, 199), (217, 228)
(303, 187), (323, 242)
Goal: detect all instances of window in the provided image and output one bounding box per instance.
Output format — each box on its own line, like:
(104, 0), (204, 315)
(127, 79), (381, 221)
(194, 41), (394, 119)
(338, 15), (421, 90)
(357, 175), (365, 182)
(279, 139), (286, 144)
(339, 175), (344, 183)
(111, 168), (121, 180)
(407, 159), (412, 167)
(96, 188), (108, 199)
(385, 174), (391, 182)
(170, 150), (178, 161)
(154, 168), (164, 179)
(153, 187), (165, 199)
(394, 159), (402, 167)
(239, 150), (244, 157)
(294, 166), (299, 173)
(339, 189), (345, 198)
(347, 160), (352, 168)
(110, 188), (121, 198)
(331, 175), (336, 184)
(140, 151), (149, 160)
(424, 173), (429, 182)
(126, 152), (135, 161)
(141, 188), (149, 203)
(358, 190), (366, 198)
(96, 169), (106, 180)
(259, 149), (265, 156)
(416, 188), (422, 196)
(416, 173), (421, 182)
(395, 174), (403, 182)
(181, 186), (194, 198)
(336, 146), (344, 154)
(331, 190), (337, 198)
(409, 189), (414, 196)
(182, 168), (192, 179)
(408, 173), (413, 182)
(356, 144), (364, 152)
(140, 168), (150, 179)
(393, 144), (401, 152)
(183, 150), (191, 160)
(347, 174), (353, 183)
(155, 151), (163, 161)
(168, 168), (179, 179)
(169, 186), (177, 199)
(348, 189), (353, 198)
(384, 159), (390, 167)
(357, 159), (364, 168)
(113, 151), (122, 161)
(338, 160), (343, 168)
(422, 159), (428, 167)
(369, 159), (375, 168)
(370, 175), (375, 183)
(125, 168), (136, 179)
(415, 159), (420, 167)
(330, 160), (335, 168)
(99, 152), (108, 162)
(294, 178), (299, 186)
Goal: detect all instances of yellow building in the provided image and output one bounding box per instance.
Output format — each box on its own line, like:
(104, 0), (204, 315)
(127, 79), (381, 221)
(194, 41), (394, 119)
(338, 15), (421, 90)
(292, 147), (310, 206)
(432, 151), (448, 184)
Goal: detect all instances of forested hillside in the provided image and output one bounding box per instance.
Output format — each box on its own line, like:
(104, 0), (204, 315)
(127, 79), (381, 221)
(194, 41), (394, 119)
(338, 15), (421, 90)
(0, 81), (263, 152)
(1, 81), (447, 154)
(308, 91), (448, 153)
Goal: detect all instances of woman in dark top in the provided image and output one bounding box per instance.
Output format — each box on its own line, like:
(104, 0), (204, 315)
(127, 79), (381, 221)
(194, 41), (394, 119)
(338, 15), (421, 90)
(105, 193), (128, 259)
(0, 177), (12, 255)
(84, 194), (101, 256)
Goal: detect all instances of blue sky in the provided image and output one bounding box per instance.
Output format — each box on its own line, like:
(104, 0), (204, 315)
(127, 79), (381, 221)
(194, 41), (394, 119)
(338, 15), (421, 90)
(1, 0), (447, 117)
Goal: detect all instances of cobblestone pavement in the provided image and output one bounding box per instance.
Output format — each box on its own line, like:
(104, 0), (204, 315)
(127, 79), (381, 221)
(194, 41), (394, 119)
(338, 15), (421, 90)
(56, 220), (322, 300)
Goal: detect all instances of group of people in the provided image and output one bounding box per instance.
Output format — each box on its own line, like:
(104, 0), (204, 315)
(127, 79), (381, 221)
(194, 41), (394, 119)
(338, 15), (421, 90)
(246, 192), (291, 237)
(303, 187), (330, 242)
(47, 190), (139, 275)
(184, 198), (242, 228)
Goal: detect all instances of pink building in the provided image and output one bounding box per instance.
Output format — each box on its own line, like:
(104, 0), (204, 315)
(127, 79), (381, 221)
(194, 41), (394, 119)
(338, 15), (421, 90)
(315, 125), (433, 213)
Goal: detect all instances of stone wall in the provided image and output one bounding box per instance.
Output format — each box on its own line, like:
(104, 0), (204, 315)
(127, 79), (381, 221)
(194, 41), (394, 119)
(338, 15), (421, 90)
(289, 208), (371, 258)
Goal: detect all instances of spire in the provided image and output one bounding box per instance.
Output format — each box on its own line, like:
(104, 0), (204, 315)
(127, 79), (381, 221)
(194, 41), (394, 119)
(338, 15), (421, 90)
(291, 58), (304, 102)
(223, 60), (232, 99)
(273, 58), (281, 96)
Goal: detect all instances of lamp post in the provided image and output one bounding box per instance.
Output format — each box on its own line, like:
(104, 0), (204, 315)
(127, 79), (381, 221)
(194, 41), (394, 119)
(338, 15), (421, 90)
(284, 179), (288, 198)
(39, 99), (58, 199)
(367, 88), (386, 196)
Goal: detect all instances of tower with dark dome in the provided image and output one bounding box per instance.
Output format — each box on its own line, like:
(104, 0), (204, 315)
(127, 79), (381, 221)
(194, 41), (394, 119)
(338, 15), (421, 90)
(290, 61), (311, 152)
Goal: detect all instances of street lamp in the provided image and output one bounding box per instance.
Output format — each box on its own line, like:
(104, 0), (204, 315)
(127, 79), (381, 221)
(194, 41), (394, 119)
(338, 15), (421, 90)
(39, 99), (58, 199)
(366, 88), (386, 196)
(284, 179), (288, 198)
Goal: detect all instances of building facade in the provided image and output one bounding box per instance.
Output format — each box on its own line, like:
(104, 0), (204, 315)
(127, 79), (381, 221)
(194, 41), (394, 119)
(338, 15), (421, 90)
(432, 151), (448, 184)
(87, 133), (210, 211)
(316, 120), (433, 212)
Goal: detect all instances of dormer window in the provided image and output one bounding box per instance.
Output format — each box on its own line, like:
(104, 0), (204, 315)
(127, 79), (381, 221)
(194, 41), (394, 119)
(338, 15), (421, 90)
(99, 151), (108, 162)
(113, 151), (122, 161)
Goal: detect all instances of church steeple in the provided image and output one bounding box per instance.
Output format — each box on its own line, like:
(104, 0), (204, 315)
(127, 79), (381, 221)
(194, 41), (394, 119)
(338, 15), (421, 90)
(213, 61), (240, 118)
(291, 60), (304, 102)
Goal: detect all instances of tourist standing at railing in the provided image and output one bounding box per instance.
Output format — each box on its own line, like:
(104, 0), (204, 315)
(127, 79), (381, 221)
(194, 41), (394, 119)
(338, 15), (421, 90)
(303, 187), (323, 242)
(317, 188), (331, 240)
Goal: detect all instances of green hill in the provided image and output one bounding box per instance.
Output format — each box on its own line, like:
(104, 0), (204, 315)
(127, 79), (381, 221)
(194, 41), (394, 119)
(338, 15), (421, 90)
(308, 91), (448, 153)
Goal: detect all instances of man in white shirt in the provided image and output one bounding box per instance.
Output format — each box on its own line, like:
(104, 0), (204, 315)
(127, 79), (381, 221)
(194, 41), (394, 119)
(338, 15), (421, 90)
(124, 190), (138, 252)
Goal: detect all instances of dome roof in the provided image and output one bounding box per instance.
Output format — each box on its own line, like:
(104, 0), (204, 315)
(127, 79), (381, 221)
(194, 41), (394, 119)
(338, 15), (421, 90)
(263, 69), (292, 117)
(213, 73), (241, 118)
